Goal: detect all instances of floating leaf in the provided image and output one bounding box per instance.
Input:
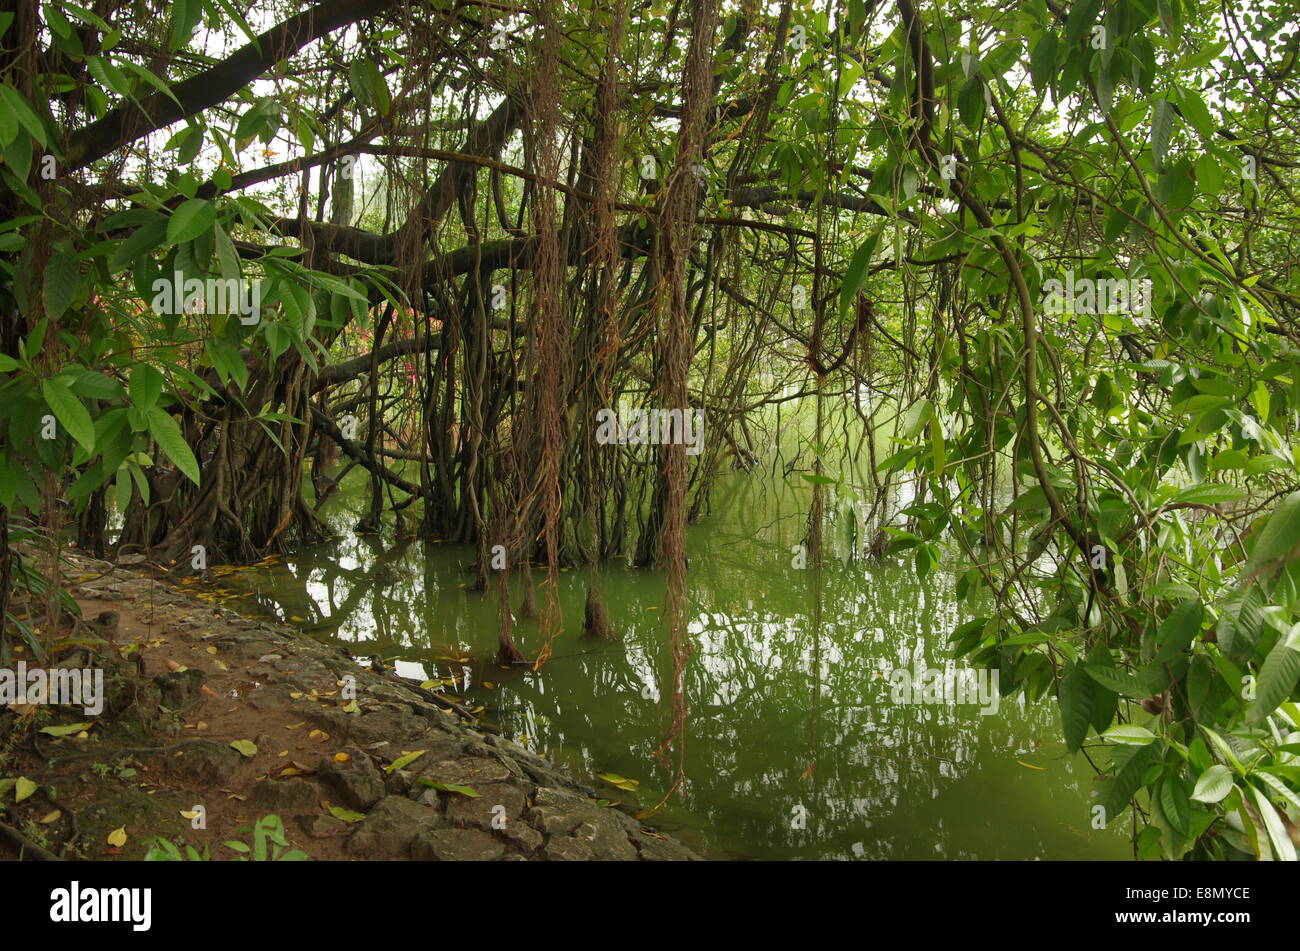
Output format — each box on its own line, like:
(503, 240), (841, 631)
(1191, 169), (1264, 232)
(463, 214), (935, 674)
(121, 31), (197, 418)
(596, 771), (640, 791)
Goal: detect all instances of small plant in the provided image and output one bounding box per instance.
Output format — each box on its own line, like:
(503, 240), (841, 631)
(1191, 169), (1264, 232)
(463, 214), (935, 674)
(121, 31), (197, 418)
(143, 837), (210, 861)
(223, 814), (307, 861)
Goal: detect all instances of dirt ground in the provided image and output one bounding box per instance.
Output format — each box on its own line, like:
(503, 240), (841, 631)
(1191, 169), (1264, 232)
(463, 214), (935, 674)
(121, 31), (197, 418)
(0, 551), (701, 862)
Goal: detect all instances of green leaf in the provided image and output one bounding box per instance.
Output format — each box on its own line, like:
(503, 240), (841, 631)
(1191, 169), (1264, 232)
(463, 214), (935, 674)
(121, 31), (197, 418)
(1058, 660), (1096, 753)
(0, 85), (48, 148)
(1151, 99), (1174, 169)
(838, 226), (884, 323)
(1099, 739), (1165, 820)
(1159, 777), (1191, 836)
(1154, 599), (1203, 663)
(1171, 483), (1246, 506)
(41, 377), (96, 453)
(1247, 628), (1300, 723)
(15, 776), (38, 803)
(385, 750), (427, 772)
(596, 771), (641, 791)
(1029, 32), (1059, 93)
(1177, 88), (1216, 139)
(1190, 764), (1233, 803)
(1251, 786), (1297, 861)
(327, 805), (366, 822)
(129, 364), (163, 413)
(229, 739), (257, 757)
(38, 722), (93, 737)
(417, 781), (480, 797)
(170, 0), (203, 49)
(110, 217), (167, 273)
(166, 198), (216, 245)
(1064, 0), (1103, 49)
(148, 406), (200, 485)
(43, 250), (79, 319)
(348, 59), (390, 116)
(0, 93), (16, 145)
(1246, 491), (1300, 573)
(1083, 664), (1150, 698)
(1103, 724), (1158, 745)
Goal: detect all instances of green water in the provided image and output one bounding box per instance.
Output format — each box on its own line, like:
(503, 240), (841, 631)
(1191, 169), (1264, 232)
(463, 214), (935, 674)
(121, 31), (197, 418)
(215, 466), (1131, 860)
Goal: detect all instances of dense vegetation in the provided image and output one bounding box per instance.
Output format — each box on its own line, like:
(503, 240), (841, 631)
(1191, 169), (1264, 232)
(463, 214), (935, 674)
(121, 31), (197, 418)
(2, 0), (1299, 859)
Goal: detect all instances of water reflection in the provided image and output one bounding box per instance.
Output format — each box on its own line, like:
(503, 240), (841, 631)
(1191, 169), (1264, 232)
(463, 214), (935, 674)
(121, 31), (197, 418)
(217, 469), (1130, 860)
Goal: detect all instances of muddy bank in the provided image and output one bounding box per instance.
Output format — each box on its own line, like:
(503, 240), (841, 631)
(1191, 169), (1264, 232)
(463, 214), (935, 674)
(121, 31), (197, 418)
(0, 551), (701, 862)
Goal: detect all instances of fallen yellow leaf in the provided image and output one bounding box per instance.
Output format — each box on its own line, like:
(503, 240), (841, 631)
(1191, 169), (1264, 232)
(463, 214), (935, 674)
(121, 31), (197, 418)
(107, 826), (128, 847)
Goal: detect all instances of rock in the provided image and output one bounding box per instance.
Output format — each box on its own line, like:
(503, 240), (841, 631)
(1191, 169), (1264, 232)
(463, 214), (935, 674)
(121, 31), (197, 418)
(630, 829), (704, 861)
(373, 734), (465, 769)
(573, 818), (638, 860)
(417, 756), (512, 789)
(296, 814), (352, 839)
(499, 820), (544, 855)
(542, 837), (595, 861)
(343, 707), (434, 746)
(444, 783), (527, 831)
(153, 668), (207, 708)
(526, 786), (602, 836)
(250, 777), (321, 812)
(319, 747), (386, 810)
(345, 797), (442, 858)
(144, 740), (241, 785)
(245, 683), (302, 711)
(411, 827), (505, 861)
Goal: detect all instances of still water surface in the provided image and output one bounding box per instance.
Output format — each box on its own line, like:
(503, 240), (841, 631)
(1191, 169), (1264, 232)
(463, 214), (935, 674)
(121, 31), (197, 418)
(216, 467), (1131, 860)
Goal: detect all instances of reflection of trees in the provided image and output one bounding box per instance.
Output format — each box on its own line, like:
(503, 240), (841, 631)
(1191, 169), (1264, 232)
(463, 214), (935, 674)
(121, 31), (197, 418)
(221, 475), (1112, 859)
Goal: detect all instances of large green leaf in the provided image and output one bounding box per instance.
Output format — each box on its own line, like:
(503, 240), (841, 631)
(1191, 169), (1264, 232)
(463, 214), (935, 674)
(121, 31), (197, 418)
(1083, 664), (1151, 698)
(1247, 626), (1300, 723)
(129, 364), (163, 413)
(1245, 491), (1300, 574)
(1058, 660), (1095, 753)
(41, 377), (95, 453)
(43, 250), (79, 319)
(838, 226), (884, 323)
(167, 198), (216, 245)
(1151, 99), (1174, 169)
(1154, 599), (1203, 663)
(170, 0), (204, 50)
(146, 405), (200, 485)
(1098, 739), (1166, 821)
(1190, 764), (1233, 803)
